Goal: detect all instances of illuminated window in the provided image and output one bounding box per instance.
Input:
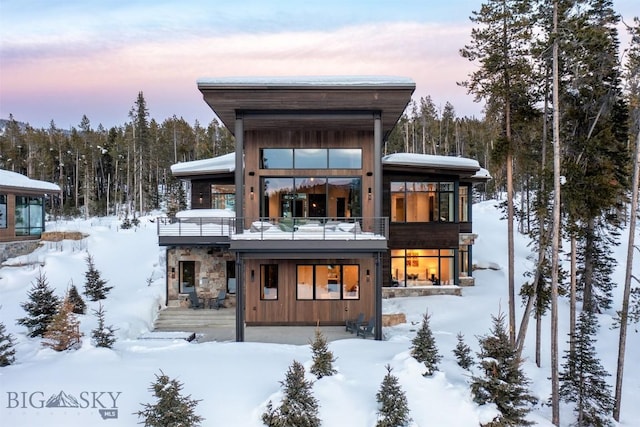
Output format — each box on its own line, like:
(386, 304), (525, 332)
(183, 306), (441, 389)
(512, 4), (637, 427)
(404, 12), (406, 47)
(296, 264), (360, 300)
(390, 181), (455, 223)
(390, 249), (455, 286)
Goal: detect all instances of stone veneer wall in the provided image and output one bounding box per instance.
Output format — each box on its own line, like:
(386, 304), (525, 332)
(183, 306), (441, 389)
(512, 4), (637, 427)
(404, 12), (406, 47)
(0, 241), (41, 264)
(382, 286), (462, 298)
(166, 246), (235, 307)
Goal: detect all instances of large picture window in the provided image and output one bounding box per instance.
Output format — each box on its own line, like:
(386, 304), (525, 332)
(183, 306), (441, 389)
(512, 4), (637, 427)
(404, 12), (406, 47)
(261, 177), (361, 219)
(14, 196), (44, 236)
(297, 264), (359, 300)
(390, 181), (455, 223)
(390, 249), (455, 286)
(261, 264), (279, 300)
(260, 148), (362, 169)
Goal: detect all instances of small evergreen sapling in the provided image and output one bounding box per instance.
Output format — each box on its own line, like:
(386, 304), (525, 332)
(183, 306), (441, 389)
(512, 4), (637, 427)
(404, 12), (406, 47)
(261, 360), (320, 427)
(376, 365), (412, 427)
(136, 370), (203, 427)
(410, 310), (441, 376)
(91, 303), (117, 349)
(309, 327), (337, 379)
(0, 319), (16, 367)
(559, 310), (614, 427)
(17, 270), (60, 338)
(471, 313), (537, 426)
(83, 253), (112, 301)
(453, 332), (474, 370)
(42, 298), (83, 351)
(66, 282), (86, 314)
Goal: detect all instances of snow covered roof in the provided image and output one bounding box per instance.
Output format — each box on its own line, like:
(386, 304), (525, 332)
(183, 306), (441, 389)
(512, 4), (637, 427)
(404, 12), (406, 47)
(170, 152), (491, 180)
(171, 153), (237, 176)
(382, 153), (491, 181)
(196, 75), (415, 88)
(382, 153), (480, 170)
(197, 75), (416, 138)
(0, 169), (61, 193)
(175, 209), (235, 218)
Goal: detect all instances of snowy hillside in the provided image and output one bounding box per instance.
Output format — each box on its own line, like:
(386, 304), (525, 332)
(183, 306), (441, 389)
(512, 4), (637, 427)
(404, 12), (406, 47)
(0, 200), (638, 426)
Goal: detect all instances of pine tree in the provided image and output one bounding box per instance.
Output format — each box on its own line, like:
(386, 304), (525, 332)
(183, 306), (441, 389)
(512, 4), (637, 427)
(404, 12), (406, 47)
(16, 270), (60, 338)
(91, 303), (116, 349)
(83, 253), (112, 301)
(66, 282), (86, 314)
(0, 319), (16, 367)
(42, 298), (83, 352)
(309, 328), (337, 379)
(136, 370), (203, 427)
(471, 313), (537, 426)
(410, 310), (441, 376)
(261, 360), (320, 427)
(453, 332), (474, 370)
(559, 310), (614, 427)
(376, 365), (412, 427)
(460, 0), (535, 346)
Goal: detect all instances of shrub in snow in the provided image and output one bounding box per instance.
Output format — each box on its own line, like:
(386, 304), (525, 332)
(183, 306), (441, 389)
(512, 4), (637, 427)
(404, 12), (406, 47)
(16, 270), (60, 338)
(453, 332), (474, 370)
(42, 298), (83, 352)
(136, 370), (203, 427)
(559, 310), (614, 427)
(376, 364), (412, 427)
(91, 303), (117, 349)
(0, 318), (16, 366)
(309, 327), (337, 379)
(410, 310), (441, 376)
(83, 253), (112, 301)
(262, 360), (320, 427)
(66, 282), (86, 314)
(471, 312), (536, 426)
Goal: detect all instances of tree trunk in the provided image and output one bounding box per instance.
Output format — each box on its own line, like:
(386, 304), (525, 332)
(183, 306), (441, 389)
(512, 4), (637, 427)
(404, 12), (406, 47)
(550, 2), (561, 423)
(570, 235), (577, 358)
(613, 129), (640, 421)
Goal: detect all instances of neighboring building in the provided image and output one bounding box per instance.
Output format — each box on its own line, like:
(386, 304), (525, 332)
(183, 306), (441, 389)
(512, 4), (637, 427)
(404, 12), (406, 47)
(0, 169), (61, 261)
(157, 76), (490, 341)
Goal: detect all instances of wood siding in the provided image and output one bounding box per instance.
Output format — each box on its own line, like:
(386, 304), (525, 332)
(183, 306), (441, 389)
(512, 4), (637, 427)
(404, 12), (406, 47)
(243, 258), (375, 326)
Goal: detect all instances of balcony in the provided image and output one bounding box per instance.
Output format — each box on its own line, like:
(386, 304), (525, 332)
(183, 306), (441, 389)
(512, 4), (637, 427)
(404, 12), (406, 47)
(158, 216), (388, 252)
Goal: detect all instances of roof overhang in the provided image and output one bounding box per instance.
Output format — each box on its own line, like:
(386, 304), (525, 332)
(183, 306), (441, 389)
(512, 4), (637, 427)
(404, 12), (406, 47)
(197, 76), (415, 138)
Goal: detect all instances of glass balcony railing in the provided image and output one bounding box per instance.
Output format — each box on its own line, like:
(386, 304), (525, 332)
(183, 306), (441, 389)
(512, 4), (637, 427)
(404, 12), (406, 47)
(157, 216), (388, 240)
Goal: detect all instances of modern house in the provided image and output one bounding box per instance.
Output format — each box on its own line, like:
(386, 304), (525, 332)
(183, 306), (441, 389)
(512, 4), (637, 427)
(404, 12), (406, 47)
(157, 76), (489, 341)
(0, 169), (61, 261)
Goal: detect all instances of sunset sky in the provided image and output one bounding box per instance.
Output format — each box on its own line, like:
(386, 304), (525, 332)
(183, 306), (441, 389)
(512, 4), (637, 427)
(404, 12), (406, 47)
(0, 0), (637, 130)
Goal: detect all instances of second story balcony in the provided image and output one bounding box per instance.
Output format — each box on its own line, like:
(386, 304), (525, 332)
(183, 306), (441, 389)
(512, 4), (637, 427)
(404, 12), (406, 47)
(157, 214), (388, 252)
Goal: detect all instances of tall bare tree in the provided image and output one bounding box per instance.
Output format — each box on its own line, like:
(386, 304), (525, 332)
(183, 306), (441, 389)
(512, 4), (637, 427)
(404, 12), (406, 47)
(460, 0), (534, 345)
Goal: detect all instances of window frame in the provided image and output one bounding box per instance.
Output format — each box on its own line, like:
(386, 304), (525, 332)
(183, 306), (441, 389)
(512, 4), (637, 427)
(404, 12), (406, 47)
(296, 264), (360, 300)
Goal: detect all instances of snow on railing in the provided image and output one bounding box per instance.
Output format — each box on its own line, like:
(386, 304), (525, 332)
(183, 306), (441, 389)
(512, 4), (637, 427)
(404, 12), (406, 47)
(157, 216), (388, 240)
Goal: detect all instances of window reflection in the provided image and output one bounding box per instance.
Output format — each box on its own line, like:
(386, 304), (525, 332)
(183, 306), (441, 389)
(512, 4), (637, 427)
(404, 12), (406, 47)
(295, 149), (328, 169)
(261, 264), (279, 300)
(260, 148), (362, 169)
(261, 177), (361, 219)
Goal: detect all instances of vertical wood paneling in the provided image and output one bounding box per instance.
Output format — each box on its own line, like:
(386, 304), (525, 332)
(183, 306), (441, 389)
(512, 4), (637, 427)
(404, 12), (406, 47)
(243, 258), (375, 325)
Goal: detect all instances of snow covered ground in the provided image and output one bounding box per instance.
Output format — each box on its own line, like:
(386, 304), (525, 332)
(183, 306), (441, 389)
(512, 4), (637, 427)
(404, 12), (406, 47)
(0, 200), (638, 426)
